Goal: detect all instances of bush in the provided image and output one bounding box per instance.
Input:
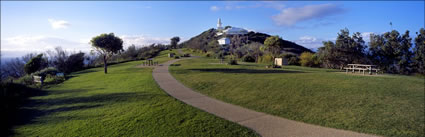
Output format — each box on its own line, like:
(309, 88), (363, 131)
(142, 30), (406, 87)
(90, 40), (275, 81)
(300, 52), (318, 67)
(33, 67), (60, 77)
(174, 56), (180, 59)
(205, 53), (211, 57)
(24, 54), (48, 74)
(288, 57), (300, 65)
(64, 52), (85, 74)
(242, 55), (256, 62)
(259, 54), (273, 64)
(17, 75), (34, 85)
(228, 59), (238, 65)
(183, 54), (191, 57)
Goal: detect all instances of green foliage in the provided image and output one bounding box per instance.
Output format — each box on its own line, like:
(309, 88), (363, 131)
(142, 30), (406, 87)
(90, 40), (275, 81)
(413, 28), (425, 74)
(33, 67), (60, 77)
(288, 57), (300, 65)
(16, 75), (34, 85)
(174, 56), (180, 59)
(242, 54), (256, 62)
(64, 52), (85, 74)
(170, 36), (180, 49)
(300, 52), (318, 67)
(369, 30), (414, 74)
(228, 59), (238, 65)
(183, 53), (191, 57)
(264, 36), (283, 58)
(24, 54), (48, 74)
(317, 28), (366, 69)
(258, 54), (273, 64)
(90, 33), (124, 74)
(90, 33), (123, 55)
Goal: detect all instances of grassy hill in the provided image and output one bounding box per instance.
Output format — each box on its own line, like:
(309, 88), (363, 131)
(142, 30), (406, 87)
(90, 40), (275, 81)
(7, 50), (259, 137)
(180, 28), (312, 55)
(169, 56), (424, 137)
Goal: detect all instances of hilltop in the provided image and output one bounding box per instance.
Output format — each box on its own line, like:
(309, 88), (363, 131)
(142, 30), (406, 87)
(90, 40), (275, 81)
(180, 28), (312, 55)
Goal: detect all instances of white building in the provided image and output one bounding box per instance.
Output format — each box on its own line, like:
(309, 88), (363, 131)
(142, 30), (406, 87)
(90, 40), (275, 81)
(223, 27), (248, 35)
(218, 37), (230, 45)
(216, 18), (248, 45)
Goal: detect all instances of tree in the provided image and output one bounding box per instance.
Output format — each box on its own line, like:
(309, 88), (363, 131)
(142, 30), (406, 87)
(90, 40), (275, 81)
(24, 54), (48, 74)
(90, 33), (123, 74)
(413, 28), (425, 74)
(46, 47), (69, 73)
(170, 37), (180, 49)
(317, 28), (367, 69)
(264, 36), (283, 61)
(65, 52), (85, 73)
(299, 52), (317, 67)
(398, 31), (413, 74)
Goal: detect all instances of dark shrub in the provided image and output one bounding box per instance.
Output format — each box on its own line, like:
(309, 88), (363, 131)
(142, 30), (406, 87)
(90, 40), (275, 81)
(33, 67), (60, 77)
(288, 56), (300, 65)
(24, 54), (48, 74)
(174, 56), (180, 59)
(242, 55), (256, 62)
(65, 52), (85, 73)
(17, 75), (34, 85)
(228, 59), (238, 65)
(183, 54), (191, 57)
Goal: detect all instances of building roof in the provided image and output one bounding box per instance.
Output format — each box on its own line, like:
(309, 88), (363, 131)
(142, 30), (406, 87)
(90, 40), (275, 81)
(223, 27), (248, 35)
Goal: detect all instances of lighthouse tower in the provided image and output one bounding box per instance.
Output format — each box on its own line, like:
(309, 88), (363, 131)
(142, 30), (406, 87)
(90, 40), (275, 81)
(217, 18), (223, 30)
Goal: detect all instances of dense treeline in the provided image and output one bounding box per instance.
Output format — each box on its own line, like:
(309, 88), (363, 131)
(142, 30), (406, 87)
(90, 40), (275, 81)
(183, 27), (423, 75)
(314, 28), (424, 75)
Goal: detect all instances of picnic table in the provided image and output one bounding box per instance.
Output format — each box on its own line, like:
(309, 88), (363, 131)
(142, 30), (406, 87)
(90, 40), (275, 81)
(344, 64), (380, 75)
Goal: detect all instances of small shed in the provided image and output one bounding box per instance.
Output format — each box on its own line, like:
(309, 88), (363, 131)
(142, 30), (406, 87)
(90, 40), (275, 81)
(274, 58), (288, 66)
(168, 53), (175, 58)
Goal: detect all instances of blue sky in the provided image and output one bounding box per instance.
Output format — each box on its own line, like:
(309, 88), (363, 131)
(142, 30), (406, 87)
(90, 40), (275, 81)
(1, 1), (424, 58)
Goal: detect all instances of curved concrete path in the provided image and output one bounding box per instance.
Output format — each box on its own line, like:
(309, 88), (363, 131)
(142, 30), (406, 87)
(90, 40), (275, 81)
(152, 58), (380, 137)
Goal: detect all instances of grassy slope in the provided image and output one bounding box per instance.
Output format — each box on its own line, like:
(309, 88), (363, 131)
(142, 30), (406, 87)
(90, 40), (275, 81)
(170, 57), (424, 137)
(11, 50), (259, 137)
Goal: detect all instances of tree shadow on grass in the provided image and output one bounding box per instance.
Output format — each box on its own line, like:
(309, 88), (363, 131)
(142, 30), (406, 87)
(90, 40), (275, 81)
(2, 86), (164, 136)
(188, 68), (306, 74)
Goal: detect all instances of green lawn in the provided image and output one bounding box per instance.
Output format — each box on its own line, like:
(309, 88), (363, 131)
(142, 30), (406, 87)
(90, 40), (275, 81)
(170, 57), (425, 137)
(10, 51), (259, 137)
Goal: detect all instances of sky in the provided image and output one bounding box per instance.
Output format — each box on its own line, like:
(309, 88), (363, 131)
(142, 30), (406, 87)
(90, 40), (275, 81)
(1, 1), (424, 58)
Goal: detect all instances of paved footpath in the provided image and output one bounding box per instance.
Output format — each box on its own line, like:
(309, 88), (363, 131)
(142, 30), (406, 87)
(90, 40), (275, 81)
(152, 57), (380, 137)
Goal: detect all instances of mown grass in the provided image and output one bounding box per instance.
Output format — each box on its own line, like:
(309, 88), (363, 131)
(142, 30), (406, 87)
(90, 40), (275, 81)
(9, 51), (259, 137)
(170, 57), (425, 137)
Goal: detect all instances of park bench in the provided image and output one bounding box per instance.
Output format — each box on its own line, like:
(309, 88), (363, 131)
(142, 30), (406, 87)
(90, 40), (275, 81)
(344, 64), (380, 75)
(33, 75), (44, 87)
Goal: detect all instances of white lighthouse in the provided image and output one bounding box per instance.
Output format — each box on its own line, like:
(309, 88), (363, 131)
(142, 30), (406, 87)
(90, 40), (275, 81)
(217, 18), (223, 30)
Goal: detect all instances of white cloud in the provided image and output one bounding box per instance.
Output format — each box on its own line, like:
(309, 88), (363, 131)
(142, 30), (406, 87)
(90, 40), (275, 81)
(294, 36), (326, 51)
(48, 19), (70, 29)
(1, 35), (90, 57)
(272, 4), (344, 27)
(1, 34), (176, 58)
(119, 35), (170, 47)
(210, 6), (220, 11)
